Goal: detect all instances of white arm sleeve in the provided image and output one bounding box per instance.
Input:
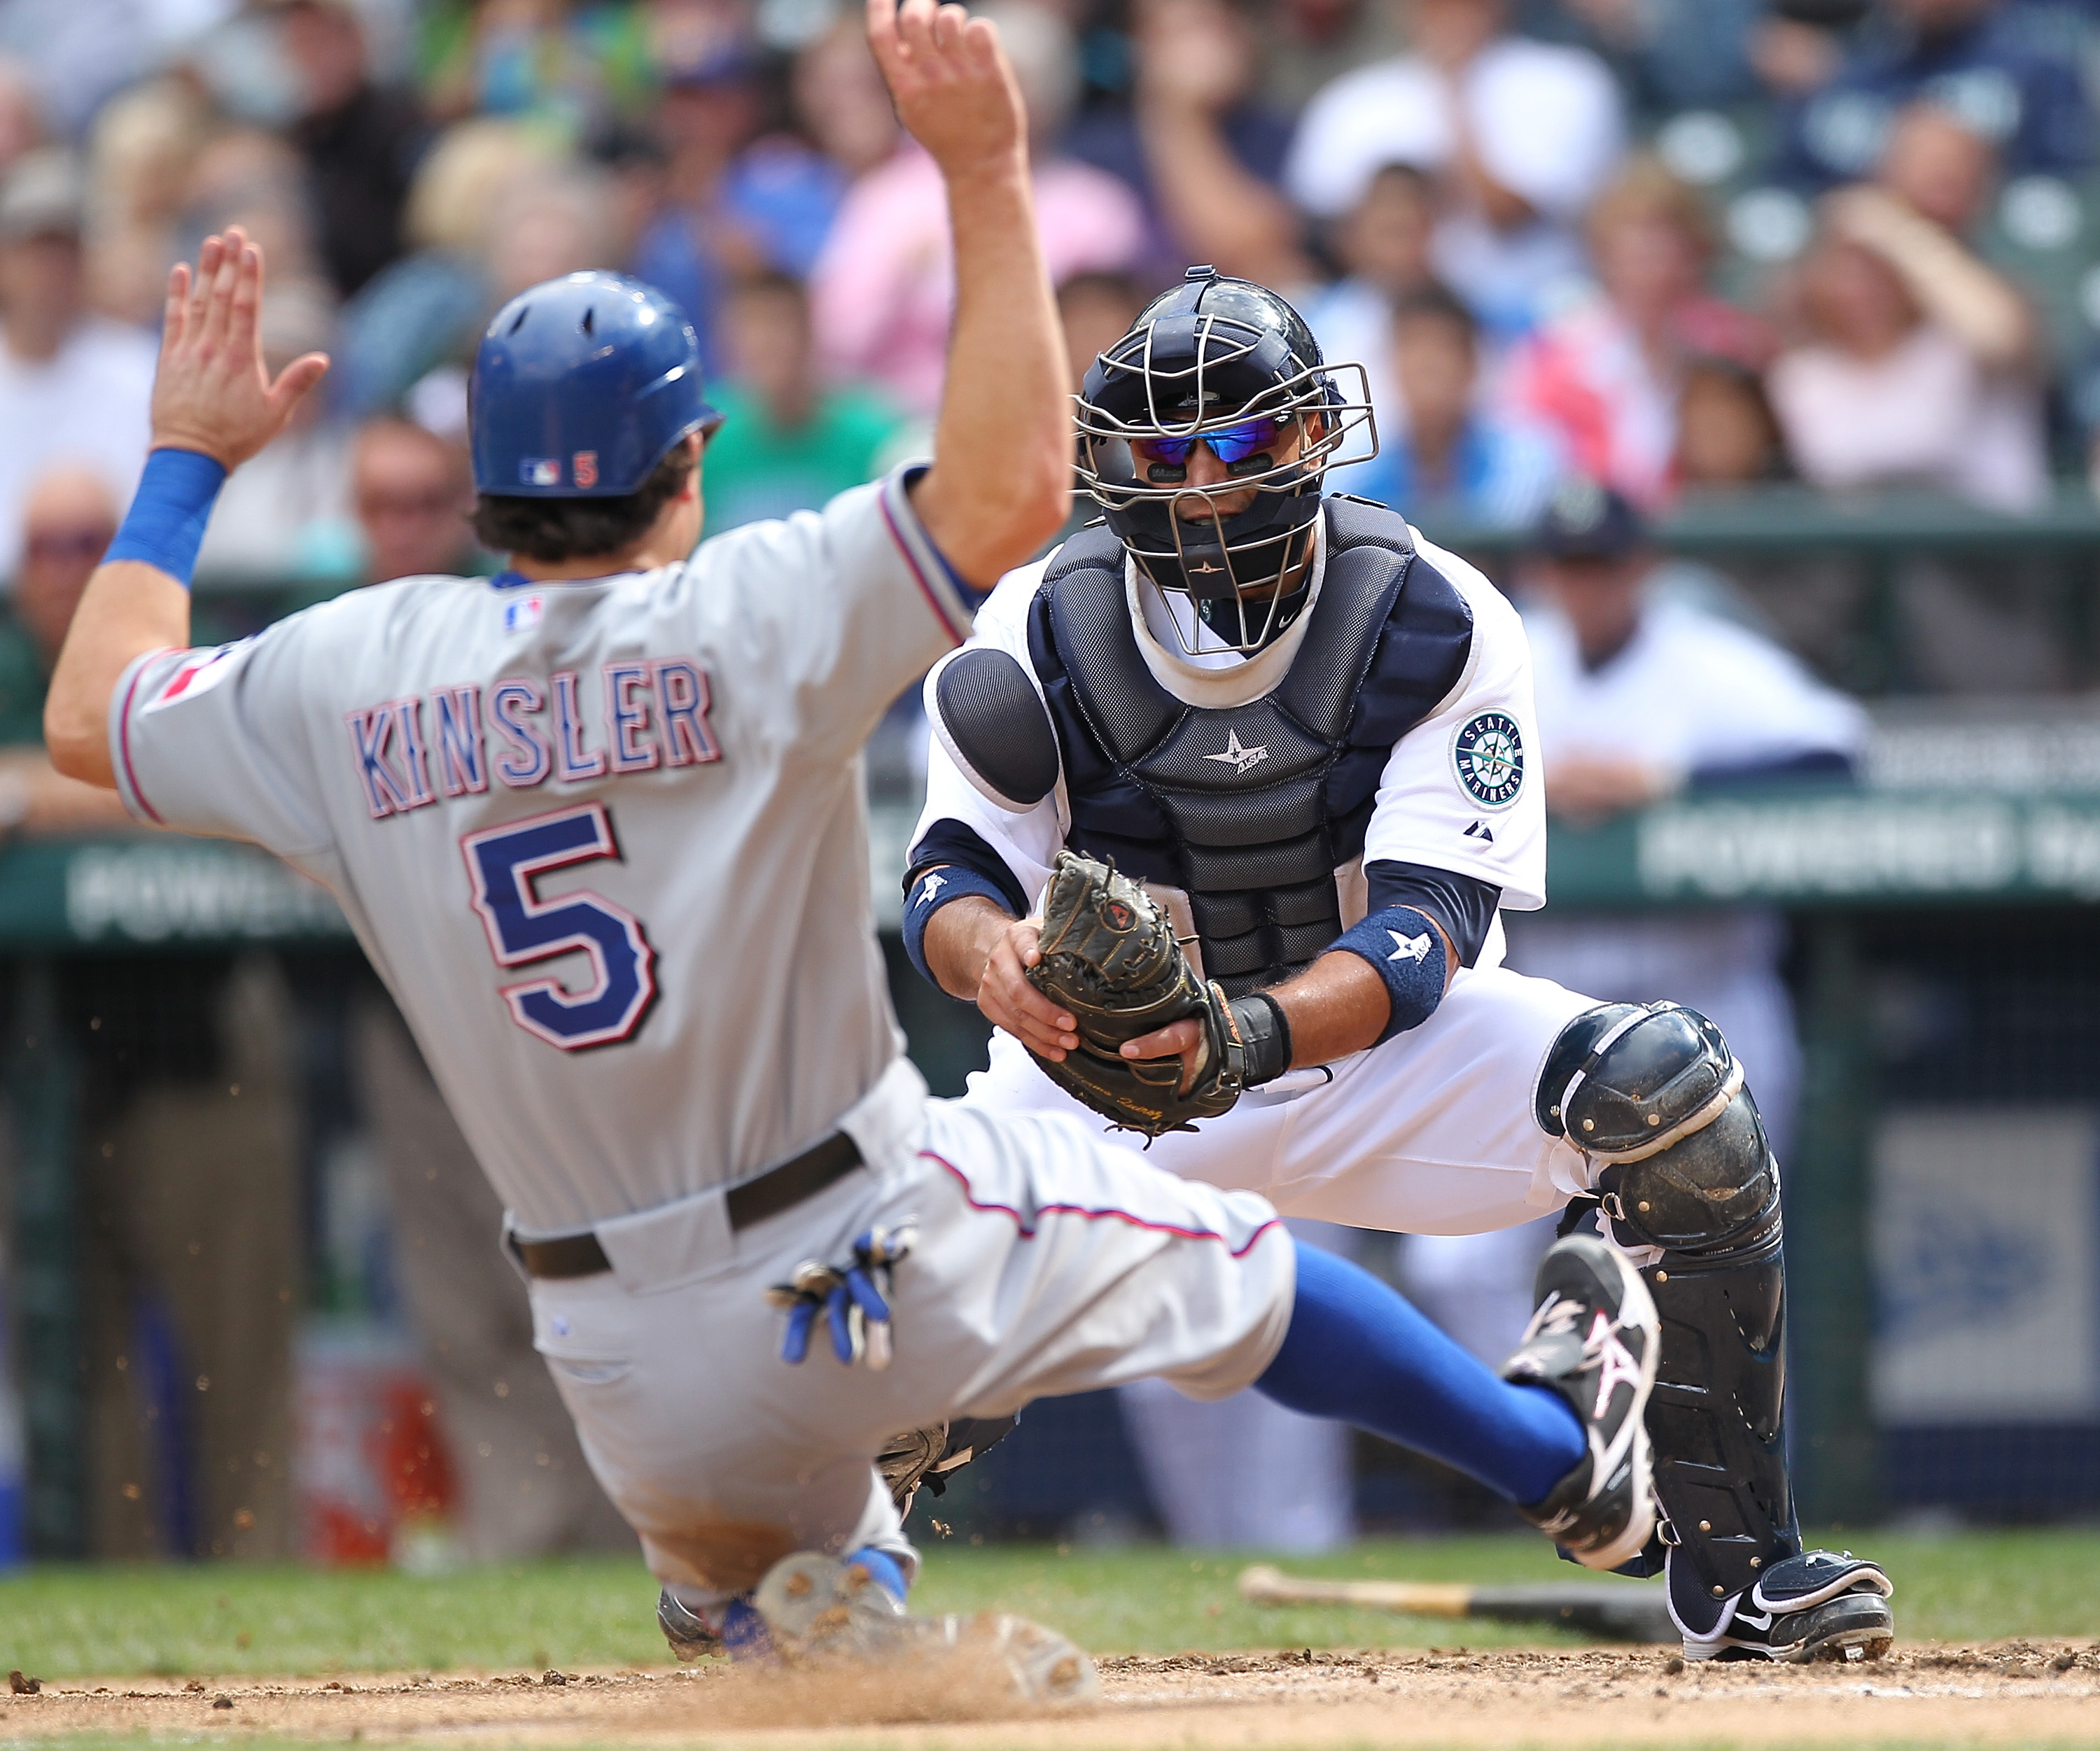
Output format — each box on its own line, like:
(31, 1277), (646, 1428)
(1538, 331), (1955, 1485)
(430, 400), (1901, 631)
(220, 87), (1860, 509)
(1362, 541), (1549, 910)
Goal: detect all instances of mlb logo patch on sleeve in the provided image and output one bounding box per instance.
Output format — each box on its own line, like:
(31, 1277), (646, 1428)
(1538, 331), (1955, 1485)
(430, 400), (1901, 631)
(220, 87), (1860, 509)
(521, 458), (563, 487)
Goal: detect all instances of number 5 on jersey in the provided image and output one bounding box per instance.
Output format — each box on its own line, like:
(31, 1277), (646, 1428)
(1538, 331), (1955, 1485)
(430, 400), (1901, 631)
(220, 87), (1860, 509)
(462, 803), (657, 1049)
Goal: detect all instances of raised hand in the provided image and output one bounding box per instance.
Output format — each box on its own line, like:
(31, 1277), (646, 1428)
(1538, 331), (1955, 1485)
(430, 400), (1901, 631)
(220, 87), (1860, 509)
(867, 0), (1027, 176)
(149, 227), (330, 471)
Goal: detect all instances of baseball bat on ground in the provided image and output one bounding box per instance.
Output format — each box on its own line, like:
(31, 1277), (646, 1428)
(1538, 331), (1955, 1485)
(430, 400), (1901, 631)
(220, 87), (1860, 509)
(1236, 1564), (1676, 1643)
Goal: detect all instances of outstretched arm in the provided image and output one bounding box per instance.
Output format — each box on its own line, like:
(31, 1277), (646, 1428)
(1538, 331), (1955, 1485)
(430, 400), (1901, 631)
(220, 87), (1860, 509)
(868, 0), (1070, 587)
(46, 227), (328, 787)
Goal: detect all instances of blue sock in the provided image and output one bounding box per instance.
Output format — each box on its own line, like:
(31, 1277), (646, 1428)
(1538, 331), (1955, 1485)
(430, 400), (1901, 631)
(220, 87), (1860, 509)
(846, 1545), (909, 1604)
(718, 1597), (774, 1660)
(1255, 1239), (1586, 1507)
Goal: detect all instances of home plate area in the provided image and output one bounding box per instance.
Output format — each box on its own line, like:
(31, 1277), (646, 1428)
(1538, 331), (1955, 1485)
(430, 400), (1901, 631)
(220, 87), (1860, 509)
(0, 1643), (2094, 1748)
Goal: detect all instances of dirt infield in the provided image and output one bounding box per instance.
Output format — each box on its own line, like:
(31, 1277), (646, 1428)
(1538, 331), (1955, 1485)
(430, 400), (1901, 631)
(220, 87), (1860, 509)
(1, 1641), (2095, 1748)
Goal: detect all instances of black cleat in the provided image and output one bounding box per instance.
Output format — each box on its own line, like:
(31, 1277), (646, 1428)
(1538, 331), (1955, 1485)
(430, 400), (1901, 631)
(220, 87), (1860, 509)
(1500, 1235), (1660, 1571)
(1676, 1549), (1894, 1663)
(657, 1588), (722, 1662)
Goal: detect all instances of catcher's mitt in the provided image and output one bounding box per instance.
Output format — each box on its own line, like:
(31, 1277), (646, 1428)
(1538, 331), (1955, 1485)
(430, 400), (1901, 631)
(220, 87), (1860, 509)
(1023, 851), (1287, 1136)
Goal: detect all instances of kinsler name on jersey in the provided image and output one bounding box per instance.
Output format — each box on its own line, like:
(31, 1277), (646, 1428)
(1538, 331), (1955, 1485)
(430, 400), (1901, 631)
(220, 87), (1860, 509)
(344, 659), (720, 819)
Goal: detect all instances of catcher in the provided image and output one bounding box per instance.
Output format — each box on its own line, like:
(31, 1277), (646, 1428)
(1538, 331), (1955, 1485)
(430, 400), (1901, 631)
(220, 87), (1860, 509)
(899, 268), (1894, 1665)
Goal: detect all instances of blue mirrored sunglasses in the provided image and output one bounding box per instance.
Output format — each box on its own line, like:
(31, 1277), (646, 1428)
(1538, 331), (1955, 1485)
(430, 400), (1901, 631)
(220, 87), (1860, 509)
(1132, 415), (1290, 469)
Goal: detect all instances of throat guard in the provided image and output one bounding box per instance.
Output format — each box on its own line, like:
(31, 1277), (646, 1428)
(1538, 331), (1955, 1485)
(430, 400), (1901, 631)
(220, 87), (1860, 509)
(1025, 498), (1472, 996)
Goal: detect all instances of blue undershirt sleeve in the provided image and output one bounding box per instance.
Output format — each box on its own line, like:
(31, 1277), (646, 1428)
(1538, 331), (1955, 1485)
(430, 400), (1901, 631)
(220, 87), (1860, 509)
(1366, 859), (1502, 969)
(900, 818), (1032, 992)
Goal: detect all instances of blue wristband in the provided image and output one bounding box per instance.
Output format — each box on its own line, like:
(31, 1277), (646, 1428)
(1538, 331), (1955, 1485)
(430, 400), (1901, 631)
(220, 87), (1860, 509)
(104, 449), (227, 588)
(901, 862), (1015, 991)
(1334, 906), (1448, 1043)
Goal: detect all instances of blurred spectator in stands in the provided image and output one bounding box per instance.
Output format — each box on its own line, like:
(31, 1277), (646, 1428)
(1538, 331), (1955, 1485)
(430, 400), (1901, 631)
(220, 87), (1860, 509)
(0, 0), (211, 139)
(1503, 157), (1774, 507)
(1768, 183), (2045, 509)
(1504, 480), (1865, 1164)
(1060, 270), (1149, 391)
(0, 467), (132, 834)
(1550, 0), (1768, 114)
(83, 76), (216, 328)
(1284, 0), (1625, 338)
(701, 271), (904, 533)
(274, 0), (430, 301)
(1333, 284), (1561, 525)
(186, 127), (332, 299)
(1301, 162), (1438, 447)
(196, 287), (359, 584)
(1065, 0), (1305, 286)
(811, 0), (1144, 415)
(793, 8), (902, 186)
(0, 59), (42, 186)
(1040, 270), (1150, 547)
(1744, 0), (1868, 102)
(583, 122), (670, 277)
(416, 0), (654, 132)
(0, 148), (154, 577)
(351, 416), (479, 585)
(333, 120), (598, 419)
(1875, 94), (1998, 235)
(634, 22), (850, 377)
(1255, 0), (1406, 111)
(342, 414), (629, 1557)
(1675, 357), (1792, 491)
(1778, 0), (2092, 189)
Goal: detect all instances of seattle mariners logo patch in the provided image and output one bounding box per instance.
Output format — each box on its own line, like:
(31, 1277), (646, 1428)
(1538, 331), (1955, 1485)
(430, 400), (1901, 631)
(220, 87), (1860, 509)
(1452, 711), (1524, 808)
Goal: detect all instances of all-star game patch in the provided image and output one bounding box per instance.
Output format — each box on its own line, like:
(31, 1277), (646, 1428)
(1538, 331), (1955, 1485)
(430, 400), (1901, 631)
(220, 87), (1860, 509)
(1452, 710), (1524, 808)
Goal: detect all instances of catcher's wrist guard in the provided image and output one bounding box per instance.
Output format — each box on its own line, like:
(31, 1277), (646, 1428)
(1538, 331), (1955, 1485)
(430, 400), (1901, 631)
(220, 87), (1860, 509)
(1024, 851), (1250, 1136)
(1228, 991), (1292, 1087)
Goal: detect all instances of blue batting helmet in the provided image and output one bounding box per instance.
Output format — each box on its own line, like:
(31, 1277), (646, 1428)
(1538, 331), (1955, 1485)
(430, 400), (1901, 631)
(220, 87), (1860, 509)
(470, 272), (720, 498)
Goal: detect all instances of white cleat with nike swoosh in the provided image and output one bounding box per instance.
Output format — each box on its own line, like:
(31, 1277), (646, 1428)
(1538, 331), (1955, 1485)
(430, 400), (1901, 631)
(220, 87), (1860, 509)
(1499, 1235), (1661, 1572)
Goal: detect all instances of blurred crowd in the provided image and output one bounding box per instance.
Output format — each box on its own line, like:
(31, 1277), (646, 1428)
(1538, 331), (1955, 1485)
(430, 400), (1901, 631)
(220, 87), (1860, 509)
(0, 0), (2090, 604)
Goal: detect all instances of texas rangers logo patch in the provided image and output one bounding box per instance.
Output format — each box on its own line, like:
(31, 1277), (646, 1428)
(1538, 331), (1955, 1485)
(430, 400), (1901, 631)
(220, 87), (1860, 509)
(1452, 711), (1524, 808)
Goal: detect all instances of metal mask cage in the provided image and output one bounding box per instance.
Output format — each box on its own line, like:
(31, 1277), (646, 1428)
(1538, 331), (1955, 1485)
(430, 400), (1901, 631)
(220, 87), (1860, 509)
(1072, 318), (1379, 656)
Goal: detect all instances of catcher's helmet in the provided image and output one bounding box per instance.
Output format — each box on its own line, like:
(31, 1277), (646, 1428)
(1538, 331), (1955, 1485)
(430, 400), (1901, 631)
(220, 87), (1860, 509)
(1074, 265), (1376, 652)
(470, 272), (721, 498)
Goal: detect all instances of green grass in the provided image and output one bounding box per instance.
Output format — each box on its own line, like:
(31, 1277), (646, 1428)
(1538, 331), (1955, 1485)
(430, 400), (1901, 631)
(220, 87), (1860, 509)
(0, 1530), (2087, 1682)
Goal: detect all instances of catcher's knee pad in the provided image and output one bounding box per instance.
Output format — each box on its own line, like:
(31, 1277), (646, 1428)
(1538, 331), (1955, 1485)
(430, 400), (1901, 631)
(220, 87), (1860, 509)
(1536, 1003), (1795, 1601)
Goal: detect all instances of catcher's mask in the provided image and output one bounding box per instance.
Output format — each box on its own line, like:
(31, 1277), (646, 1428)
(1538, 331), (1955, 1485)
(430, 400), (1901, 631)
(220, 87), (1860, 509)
(1074, 266), (1378, 654)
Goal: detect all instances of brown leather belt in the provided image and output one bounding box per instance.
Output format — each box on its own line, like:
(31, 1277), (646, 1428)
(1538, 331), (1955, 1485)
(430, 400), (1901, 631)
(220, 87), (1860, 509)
(510, 1132), (865, 1279)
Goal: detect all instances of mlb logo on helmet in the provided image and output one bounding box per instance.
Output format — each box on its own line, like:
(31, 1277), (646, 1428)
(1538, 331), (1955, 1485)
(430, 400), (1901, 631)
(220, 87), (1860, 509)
(521, 458), (563, 487)
(573, 451), (598, 489)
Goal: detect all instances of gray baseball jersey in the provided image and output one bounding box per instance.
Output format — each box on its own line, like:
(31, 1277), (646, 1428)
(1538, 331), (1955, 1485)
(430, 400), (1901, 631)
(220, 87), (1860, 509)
(109, 470), (975, 1235)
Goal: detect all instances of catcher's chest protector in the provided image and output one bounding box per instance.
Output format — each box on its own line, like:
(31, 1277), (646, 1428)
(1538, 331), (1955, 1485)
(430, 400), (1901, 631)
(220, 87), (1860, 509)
(1027, 498), (1475, 996)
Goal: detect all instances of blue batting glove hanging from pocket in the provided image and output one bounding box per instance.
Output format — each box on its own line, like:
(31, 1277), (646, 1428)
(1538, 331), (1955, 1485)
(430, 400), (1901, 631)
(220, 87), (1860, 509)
(766, 1223), (916, 1369)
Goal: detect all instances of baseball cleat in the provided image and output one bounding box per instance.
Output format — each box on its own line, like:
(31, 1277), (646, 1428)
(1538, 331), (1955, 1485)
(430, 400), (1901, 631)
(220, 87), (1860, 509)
(1499, 1234), (1660, 1572)
(752, 1551), (1098, 1704)
(1676, 1549), (1894, 1664)
(657, 1589), (722, 1661)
